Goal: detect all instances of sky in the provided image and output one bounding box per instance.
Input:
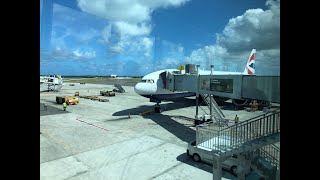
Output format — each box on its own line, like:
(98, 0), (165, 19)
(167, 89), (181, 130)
(40, 0), (280, 76)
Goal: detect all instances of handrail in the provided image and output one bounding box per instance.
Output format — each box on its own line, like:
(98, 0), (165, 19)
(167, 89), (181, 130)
(196, 110), (280, 154)
(245, 109), (280, 122)
(234, 110), (280, 142)
(269, 143), (280, 152)
(219, 109), (280, 132)
(199, 94), (225, 122)
(209, 96), (225, 118)
(259, 144), (280, 167)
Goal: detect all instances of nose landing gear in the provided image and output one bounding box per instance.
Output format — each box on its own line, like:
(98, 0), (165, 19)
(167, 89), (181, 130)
(154, 103), (162, 113)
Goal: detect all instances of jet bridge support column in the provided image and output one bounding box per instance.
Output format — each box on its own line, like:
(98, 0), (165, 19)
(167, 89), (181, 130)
(195, 74), (200, 121)
(212, 155), (222, 180)
(196, 93), (199, 117)
(210, 94), (212, 120)
(237, 154), (248, 180)
(209, 65), (214, 122)
(210, 65), (214, 75)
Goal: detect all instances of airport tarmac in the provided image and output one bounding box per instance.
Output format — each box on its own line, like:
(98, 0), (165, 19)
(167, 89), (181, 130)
(40, 82), (278, 180)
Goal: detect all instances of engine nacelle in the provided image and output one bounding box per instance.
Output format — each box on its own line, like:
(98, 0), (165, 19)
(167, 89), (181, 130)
(232, 99), (271, 109)
(232, 99), (250, 107)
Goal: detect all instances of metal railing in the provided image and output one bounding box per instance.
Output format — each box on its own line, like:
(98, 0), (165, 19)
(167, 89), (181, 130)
(196, 109), (280, 154)
(248, 144), (280, 179)
(259, 144), (280, 167)
(198, 94), (226, 127)
(200, 94), (225, 118)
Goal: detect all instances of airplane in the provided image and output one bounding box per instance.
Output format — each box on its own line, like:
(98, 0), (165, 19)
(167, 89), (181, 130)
(40, 76), (47, 84)
(40, 75), (65, 91)
(134, 49), (256, 113)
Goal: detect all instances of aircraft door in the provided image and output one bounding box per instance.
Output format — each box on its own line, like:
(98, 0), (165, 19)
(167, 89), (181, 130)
(159, 72), (166, 88)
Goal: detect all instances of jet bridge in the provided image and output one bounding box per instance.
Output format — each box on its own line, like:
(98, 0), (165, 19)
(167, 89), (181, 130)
(164, 72), (280, 104)
(163, 69), (280, 180)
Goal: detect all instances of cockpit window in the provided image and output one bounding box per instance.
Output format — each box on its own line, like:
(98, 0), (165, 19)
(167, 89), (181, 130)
(140, 79), (154, 83)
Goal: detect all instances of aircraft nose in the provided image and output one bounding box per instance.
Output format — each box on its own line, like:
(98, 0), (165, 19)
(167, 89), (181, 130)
(134, 82), (155, 95)
(134, 83), (144, 95)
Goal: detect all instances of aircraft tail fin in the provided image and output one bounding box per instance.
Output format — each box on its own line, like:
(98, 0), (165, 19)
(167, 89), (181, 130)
(243, 49), (256, 75)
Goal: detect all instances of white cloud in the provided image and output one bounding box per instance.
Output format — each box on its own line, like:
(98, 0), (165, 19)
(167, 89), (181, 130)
(185, 0), (280, 75)
(140, 0), (191, 8)
(77, 28), (100, 43)
(155, 57), (181, 70)
(158, 40), (185, 60)
(114, 21), (151, 36)
(109, 45), (122, 53)
(141, 37), (153, 57)
(77, 0), (190, 57)
(185, 45), (228, 68)
(77, 0), (187, 40)
(77, 0), (190, 24)
(48, 47), (96, 60)
(51, 4), (101, 48)
(77, 0), (150, 24)
(72, 49), (96, 59)
(216, 0), (280, 52)
(152, 40), (187, 70)
(101, 24), (112, 44)
(109, 36), (154, 58)
(52, 25), (99, 46)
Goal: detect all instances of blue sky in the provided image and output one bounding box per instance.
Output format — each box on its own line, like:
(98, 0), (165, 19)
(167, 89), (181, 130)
(40, 0), (280, 76)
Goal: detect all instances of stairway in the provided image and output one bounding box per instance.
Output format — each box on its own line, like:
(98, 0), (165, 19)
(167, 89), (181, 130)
(248, 144), (280, 179)
(197, 110), (280, 179)
(114, 84), (125, 93)
(199, 94), (226, 126)
(196, 110), (280, 159)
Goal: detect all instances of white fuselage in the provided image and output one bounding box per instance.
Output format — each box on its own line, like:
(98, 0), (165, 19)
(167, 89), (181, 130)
(134, 49), (256, 102)
(134, 69), (176, 97)
(134, 69), (244, 100)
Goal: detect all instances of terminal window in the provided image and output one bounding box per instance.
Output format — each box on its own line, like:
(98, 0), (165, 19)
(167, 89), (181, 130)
(210, 79), (233, 93)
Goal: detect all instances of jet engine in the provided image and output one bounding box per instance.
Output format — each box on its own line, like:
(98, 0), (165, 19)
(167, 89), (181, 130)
(232, 99), (251, 107)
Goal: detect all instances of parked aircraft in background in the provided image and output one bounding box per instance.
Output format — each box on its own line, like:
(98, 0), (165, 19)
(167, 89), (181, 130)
(40, 75), (65, 91)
